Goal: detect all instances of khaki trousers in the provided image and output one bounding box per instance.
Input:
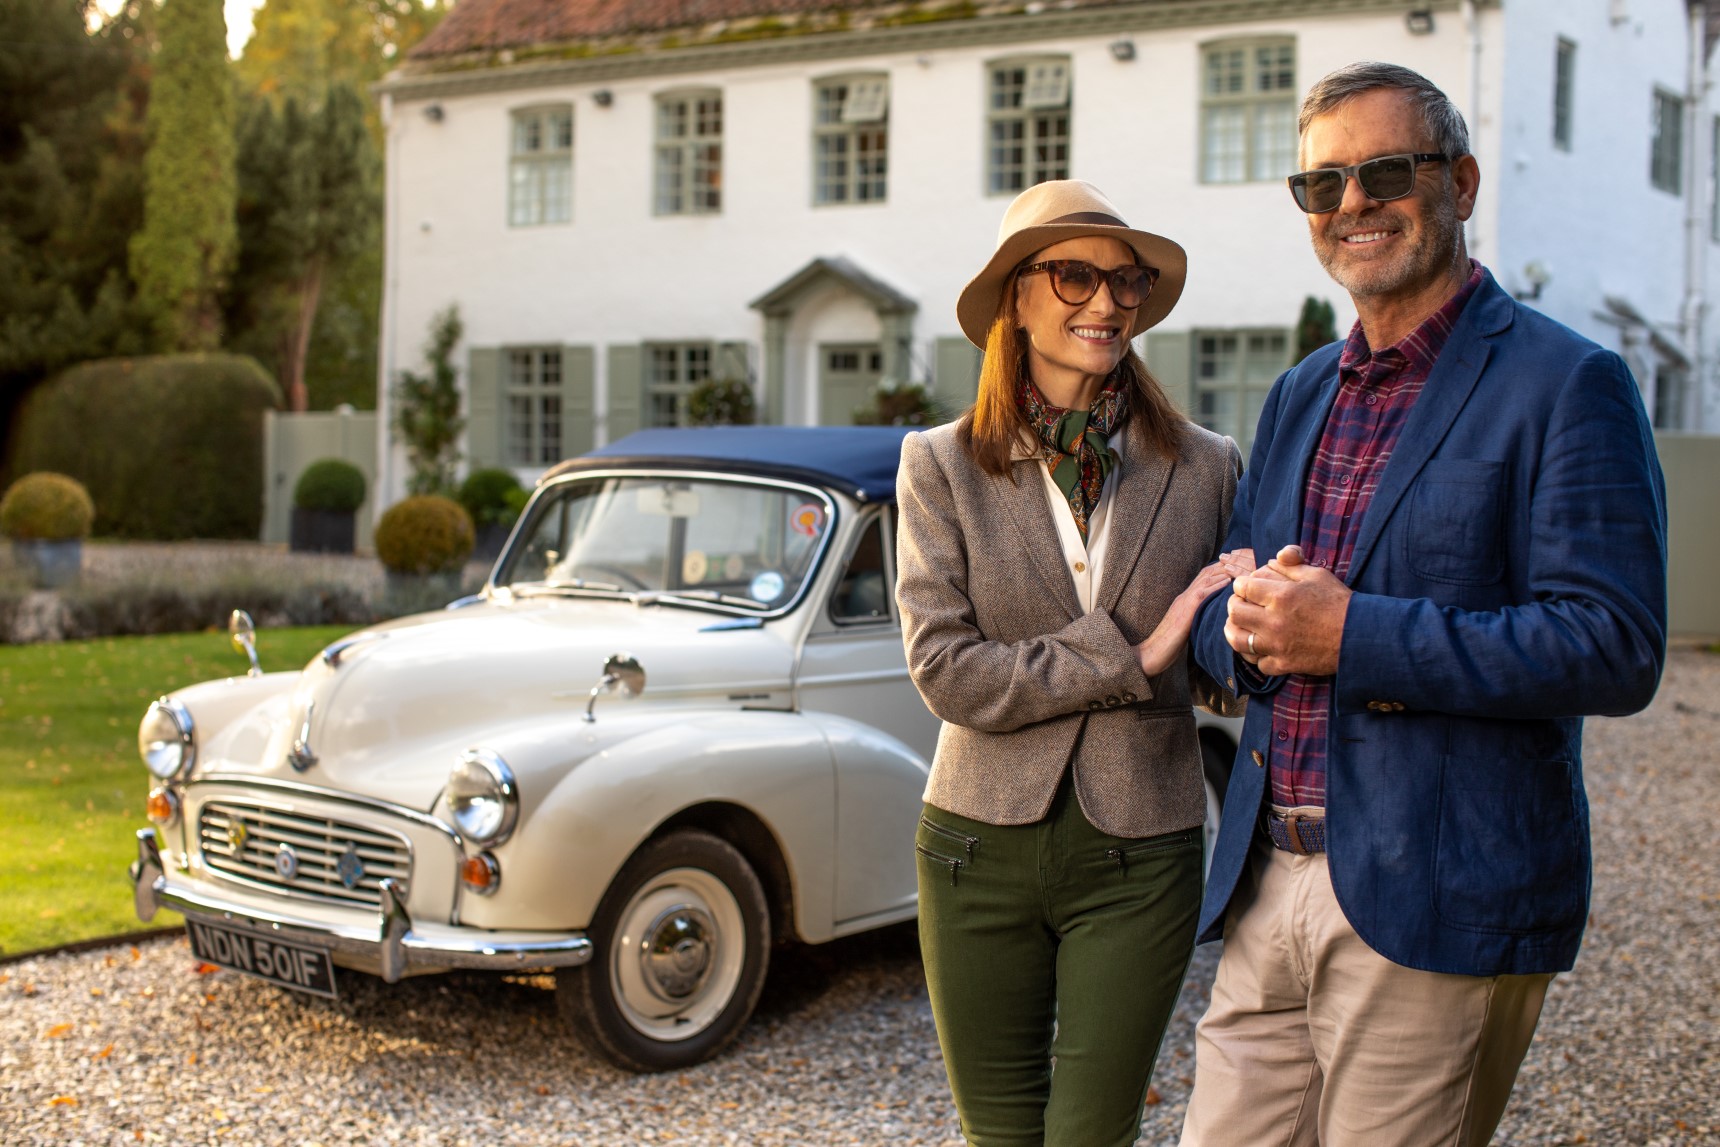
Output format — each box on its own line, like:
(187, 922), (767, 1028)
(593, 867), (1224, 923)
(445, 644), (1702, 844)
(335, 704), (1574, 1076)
(1179, 836), (1552, 1147)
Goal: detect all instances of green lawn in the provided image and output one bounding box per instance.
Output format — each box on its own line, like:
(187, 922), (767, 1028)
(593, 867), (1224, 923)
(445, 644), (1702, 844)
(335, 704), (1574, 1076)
(0, 625), (354, 956)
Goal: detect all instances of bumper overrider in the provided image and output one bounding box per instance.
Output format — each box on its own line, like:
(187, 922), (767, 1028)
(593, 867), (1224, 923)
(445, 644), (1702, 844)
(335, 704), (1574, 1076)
(130, 829), (592, 983)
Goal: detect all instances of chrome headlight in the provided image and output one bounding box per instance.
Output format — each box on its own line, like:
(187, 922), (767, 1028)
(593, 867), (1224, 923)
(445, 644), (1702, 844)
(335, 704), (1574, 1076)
(139, 698), (195, 780)
(447, 749), (518, 845)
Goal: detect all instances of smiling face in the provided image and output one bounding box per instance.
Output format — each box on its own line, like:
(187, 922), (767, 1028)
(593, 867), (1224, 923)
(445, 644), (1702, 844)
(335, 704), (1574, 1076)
(1300, 87), (1477, 318)
(1012, 235), (1140, 408)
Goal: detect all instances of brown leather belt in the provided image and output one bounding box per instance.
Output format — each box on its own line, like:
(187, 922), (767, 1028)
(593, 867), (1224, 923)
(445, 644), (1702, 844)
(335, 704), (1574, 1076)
(1262, 808), (1327, 855)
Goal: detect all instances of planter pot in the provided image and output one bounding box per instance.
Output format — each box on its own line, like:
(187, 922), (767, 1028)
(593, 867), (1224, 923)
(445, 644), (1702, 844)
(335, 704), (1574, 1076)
(290, 508), (356, 554)
(10, 538), (83, 589)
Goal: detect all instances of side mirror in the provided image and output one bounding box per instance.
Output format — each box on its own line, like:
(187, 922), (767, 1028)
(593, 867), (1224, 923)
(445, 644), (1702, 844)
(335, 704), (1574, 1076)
(582, 653), (645, 723)
(229, 610), (262, 678)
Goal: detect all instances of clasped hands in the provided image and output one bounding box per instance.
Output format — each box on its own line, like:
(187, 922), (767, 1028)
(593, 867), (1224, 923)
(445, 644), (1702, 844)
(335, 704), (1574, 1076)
(1223, 545), (1351, 677)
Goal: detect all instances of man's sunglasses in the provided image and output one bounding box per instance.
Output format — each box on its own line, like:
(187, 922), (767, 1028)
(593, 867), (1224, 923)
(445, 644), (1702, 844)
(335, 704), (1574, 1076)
(1287, 152), (1449, 214)
(1017, 260), (1158, 310)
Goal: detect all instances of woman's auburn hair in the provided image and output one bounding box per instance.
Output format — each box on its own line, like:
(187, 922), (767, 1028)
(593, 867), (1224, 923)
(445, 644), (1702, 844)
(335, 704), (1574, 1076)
(956, 269), (1189, 478)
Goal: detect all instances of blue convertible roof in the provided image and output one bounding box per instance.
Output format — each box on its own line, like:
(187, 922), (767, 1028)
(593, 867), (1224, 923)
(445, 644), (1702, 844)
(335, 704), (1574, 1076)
(545, 426), (919, 503)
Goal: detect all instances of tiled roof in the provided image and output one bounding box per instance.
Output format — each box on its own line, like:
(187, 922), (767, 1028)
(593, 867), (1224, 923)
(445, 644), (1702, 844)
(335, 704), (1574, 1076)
(410, 0), (854, 58)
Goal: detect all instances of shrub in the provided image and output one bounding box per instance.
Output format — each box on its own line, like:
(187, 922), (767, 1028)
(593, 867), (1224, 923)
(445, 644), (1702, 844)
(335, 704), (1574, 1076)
(687, 378), (756, 426)
(293, 459), (367, 513)
(852, 379), (943, 427)
(4, 353), (281, 539)
(458, 467), (525, 528)
(0, 473), (96, 540)
(374, 495), (474, 576)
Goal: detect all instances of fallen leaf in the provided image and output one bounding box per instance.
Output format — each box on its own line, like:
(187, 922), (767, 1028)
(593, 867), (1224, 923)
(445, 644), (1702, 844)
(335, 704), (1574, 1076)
(253, 1086), (274, 1094)
(535, 1085), (551, 1096)
(719, 1102), (739, 1110)
(194, 963), (219, 975)
(0, 974), (8, 985)
(104, 956), (116, 968)
(130, 947), (140, 962)
(45, 1023), (73, 1039)
(20, 983), (37, 997)
(187, 1052), (198, 1065)
(1144, 1086), (1163, 1106)
(89, 988), (104, 997)
(49, 1096), (77, 1107)
(94, 1044), (114, 1059)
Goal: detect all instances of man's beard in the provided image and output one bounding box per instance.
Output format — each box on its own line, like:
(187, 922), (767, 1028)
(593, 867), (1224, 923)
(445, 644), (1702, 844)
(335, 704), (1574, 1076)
(1313, 192), (1463, 301)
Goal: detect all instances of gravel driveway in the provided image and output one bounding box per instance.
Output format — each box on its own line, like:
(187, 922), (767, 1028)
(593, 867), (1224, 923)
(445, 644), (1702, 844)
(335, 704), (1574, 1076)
(4, 651), (1717, 1146)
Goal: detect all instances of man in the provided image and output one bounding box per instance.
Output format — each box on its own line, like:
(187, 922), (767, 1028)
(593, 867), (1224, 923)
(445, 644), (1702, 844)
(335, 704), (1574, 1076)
(1180, 62), (1667, 1146)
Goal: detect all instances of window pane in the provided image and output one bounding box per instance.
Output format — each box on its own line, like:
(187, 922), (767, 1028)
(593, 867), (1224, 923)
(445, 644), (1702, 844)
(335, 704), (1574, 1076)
(658, 98), (686, 141)
(656, 146), (684, 214)
(991, 67), (1024, 111)
(540, 395), (562, 464)
(1202, 106), (1247, 183)
(1256, 44), (1294, 92)
(551, 110), (573, 151)
(1251, 101), (1297, 181)
(507, 395), (534, 464)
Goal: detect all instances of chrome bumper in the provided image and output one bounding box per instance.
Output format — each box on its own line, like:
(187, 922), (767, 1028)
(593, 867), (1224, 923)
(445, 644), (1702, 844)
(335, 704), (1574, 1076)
(130, 829), (591, 982)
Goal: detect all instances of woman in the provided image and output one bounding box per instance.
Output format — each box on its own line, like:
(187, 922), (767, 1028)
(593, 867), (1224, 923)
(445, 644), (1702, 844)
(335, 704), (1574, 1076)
(896, 180), (1243, 1147)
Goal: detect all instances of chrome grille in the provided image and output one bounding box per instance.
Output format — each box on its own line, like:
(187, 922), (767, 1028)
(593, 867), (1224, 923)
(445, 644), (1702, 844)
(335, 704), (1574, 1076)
(198, 800), (412, 907)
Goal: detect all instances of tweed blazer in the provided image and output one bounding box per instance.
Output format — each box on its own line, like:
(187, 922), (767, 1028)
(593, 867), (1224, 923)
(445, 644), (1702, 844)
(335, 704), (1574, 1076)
(895, 418), (1239, 838)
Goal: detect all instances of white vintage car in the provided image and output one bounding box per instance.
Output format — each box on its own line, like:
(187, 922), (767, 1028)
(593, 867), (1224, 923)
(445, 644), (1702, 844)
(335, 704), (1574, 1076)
(130, 427), (1239, 1071)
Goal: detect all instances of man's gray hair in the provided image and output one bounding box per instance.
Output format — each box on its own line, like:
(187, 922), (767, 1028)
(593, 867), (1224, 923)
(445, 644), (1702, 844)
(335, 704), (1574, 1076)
(1299, 61), (1471, 158)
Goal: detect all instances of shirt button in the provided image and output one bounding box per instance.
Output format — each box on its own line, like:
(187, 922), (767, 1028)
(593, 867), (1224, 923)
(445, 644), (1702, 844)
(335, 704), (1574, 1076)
(1074, 561), (1086, 573)
(1339, 474), (1351, 486)
(1365, 394), (1379, 407)
(1276, 730), (1289, 741)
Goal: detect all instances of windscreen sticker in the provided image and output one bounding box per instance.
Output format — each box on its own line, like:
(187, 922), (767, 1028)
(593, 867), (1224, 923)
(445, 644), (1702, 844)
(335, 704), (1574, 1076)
(790, 503), (826, 537)
(750, 570), (786, 603)
(723, 554), (744, 580)
(682, 550), (710, 585)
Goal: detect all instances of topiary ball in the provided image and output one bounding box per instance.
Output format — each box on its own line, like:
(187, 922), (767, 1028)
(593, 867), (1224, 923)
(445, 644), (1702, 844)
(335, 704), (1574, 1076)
(0, 472), (96, 540)
(373, 495), (475, 576)
(457, 467), (526, 528)
(293, 459), (368, 513)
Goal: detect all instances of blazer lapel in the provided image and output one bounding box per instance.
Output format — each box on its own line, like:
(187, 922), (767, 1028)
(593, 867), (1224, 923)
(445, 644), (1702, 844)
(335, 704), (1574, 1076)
(995, 457), (1084, 621)
(1344, 277), (1512, 582)
(1095, 440), (1173, 614)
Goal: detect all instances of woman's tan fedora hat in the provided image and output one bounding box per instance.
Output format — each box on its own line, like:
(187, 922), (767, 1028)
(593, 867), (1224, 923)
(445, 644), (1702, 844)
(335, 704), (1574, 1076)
(956, 179), (1187, 349)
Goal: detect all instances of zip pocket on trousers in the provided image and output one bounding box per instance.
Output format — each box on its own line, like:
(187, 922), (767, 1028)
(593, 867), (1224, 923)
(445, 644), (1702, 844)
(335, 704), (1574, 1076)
(915, 844), (964, 886)
(917, 816), (979, 859)
(1105, 828), (1200, 874)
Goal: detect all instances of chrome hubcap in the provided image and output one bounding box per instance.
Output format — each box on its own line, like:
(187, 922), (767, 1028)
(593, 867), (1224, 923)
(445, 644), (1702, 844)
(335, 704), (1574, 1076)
(641, 906), (716, 1002)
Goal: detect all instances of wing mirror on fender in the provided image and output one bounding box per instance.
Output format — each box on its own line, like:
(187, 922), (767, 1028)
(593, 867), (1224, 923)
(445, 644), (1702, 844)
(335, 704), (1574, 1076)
(582, 653), (646, 723)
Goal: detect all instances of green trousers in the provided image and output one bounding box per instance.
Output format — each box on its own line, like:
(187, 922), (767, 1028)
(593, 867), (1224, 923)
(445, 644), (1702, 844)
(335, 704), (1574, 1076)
(916, 775), (1203, 1147)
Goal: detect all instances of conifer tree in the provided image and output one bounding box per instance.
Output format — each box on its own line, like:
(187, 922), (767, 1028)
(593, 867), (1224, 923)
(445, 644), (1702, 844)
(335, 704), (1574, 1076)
(130, 0), (237, 351)
(1293, 296), (1338, 364)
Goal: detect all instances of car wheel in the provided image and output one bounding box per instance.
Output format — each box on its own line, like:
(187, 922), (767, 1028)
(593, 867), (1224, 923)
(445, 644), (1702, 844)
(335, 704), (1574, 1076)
(1201, 739), (1234, 878)
(557, 828), (770, 1072)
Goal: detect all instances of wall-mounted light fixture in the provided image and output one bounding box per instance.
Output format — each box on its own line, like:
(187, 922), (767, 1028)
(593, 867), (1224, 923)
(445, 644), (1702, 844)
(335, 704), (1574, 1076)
(1514, 260), (1551, 301)
(593, 89), (614, 108)
(1405, 9), (1435, 35)
(423, 103), (445, 123)
(1109, 40), (1136, 62)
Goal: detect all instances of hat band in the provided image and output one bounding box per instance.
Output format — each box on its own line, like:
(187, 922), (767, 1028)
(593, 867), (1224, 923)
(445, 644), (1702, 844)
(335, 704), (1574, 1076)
(1041, 211), (1128, 227)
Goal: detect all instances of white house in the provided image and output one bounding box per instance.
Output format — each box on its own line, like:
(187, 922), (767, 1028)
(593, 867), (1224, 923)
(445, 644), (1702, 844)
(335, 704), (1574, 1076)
(371, 0), (1720, 506)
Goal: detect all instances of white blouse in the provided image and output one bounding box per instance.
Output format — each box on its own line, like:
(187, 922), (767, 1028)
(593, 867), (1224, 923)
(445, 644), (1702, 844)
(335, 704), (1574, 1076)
(1012, 430), (1125, 614)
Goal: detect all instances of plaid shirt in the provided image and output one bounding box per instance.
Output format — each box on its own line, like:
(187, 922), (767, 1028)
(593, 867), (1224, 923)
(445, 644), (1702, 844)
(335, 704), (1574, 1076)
(1268, 261), (1484, 809)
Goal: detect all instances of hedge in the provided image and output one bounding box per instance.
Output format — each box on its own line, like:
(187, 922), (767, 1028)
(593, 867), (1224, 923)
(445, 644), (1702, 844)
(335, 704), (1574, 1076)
(5, 354), (281, 540)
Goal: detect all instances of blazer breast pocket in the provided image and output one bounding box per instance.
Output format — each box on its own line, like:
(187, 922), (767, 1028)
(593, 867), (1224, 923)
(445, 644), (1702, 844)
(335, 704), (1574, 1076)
(1404, 459), (1505, 585)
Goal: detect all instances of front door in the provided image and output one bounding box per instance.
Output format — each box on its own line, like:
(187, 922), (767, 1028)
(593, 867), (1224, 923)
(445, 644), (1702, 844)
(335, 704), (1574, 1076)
(818, 343), (882, 426)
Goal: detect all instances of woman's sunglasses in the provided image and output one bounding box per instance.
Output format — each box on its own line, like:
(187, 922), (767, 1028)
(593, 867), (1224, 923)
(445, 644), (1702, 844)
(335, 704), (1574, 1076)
(1287, 152), (1449, 214)
(1017, 260), (1158, 310)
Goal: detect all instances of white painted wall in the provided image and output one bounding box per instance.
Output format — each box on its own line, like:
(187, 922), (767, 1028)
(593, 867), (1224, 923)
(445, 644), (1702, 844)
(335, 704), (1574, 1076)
(377, 3), (1710, 506)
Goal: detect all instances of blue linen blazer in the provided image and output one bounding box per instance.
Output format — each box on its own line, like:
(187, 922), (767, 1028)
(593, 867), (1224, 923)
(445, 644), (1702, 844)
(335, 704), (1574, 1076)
(1191, 271), (1668, 977)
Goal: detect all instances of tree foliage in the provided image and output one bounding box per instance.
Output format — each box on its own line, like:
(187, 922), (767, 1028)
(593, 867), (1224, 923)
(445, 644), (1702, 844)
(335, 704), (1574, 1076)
(0, 0), (153, 432)
(393, 306), (465, 496)
(1294, 296), (1339, 364)
(229, 84), (379, 411)
(237, 0), (448, 117)
(129, 0), (238, 352)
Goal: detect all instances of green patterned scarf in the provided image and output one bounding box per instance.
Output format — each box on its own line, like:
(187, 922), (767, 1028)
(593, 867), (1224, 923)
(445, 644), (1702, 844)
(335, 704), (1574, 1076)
(1015, 372), (1128, 540)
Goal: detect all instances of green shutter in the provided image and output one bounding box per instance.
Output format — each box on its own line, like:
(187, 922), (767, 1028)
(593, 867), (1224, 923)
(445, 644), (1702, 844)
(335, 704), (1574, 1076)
(714, 341), (749, 383)
(467, 347), (503, 467)
(607, 344), (644, 442)
(1144, 331), (1193, 416)
(561, 345), (596, 459)
(933, 336), (981, 417)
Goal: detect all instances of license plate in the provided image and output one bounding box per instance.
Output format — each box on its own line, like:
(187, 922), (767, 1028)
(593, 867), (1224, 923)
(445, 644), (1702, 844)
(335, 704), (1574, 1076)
(186, 918), (338, 999)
